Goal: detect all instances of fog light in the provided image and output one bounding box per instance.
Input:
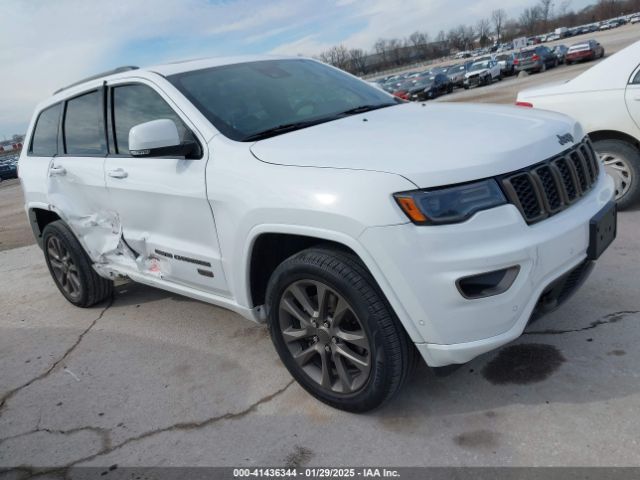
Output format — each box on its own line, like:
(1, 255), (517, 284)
(456, 266), (520, 299)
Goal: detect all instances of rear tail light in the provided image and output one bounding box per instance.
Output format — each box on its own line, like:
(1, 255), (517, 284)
(532, 54), (540, 61)
(516, 101), (534, 108)
(513, 59), (519, 65)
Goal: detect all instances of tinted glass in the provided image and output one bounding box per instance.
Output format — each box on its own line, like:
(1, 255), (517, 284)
(64, 91), (106, 155)
(30, 103), (62, 156)
(168, 59), (396, 141)
(112, 84), (194, 154)
(632, 69), (640, 84)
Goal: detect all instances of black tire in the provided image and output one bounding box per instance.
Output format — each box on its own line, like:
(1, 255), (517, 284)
(266, 247), (416, 413)
(593, 139), (640, 210)
(42, 220), (113, 307)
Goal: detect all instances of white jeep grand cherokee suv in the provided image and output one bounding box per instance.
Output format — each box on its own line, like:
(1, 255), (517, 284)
(20, 57), (616, 412)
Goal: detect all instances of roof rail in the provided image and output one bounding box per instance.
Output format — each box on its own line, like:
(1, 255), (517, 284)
(53, 66), (139, 95)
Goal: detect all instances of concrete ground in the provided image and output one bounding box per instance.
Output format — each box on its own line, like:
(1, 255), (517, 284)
(1, 23), (640, 475)
(1, 208), (639, 474)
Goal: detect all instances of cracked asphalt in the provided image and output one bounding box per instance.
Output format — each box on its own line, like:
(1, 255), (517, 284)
(0, 203), (639, 473)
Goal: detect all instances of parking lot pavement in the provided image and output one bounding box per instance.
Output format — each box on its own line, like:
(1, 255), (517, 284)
(0, 205), (639, 471)
(0, 180), (31, 253)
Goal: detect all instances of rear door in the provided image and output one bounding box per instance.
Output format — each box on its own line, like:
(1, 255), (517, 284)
(48, 89), (112, 258)
(21, 103), (63, 211)
(625, 65), (640, 131)
(104, 79), (228, 295)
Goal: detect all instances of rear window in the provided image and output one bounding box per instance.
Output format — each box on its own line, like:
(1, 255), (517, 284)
(30, 103), (62, 156)
(63, 90), (106, 155)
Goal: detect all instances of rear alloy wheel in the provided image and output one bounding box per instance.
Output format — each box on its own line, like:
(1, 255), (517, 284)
(43, 220), (113, 307)
(593, 139), (640, 209)
(266, 248), (415, 412)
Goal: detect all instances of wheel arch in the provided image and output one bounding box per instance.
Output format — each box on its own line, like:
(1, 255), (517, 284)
(243, 226), (424, 343)
(28, 206), (62, 248)
(589, 130), (640, 150)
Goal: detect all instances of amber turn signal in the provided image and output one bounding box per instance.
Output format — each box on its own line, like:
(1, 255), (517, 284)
(395, 196), (428, 223)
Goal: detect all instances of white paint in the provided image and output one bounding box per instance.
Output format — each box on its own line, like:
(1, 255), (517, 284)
(19, 57), (615, 368)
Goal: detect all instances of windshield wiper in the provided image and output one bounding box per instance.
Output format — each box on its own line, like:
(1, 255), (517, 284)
(335, 103), (396, 116)
(242, 120), (325, 142)
(242, 103), (397, 142)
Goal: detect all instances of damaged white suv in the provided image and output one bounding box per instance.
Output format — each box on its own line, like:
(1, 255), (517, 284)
(20, 57), (616, 412)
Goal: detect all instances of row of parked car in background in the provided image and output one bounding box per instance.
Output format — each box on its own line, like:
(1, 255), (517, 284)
(453, 13), (637, 60)
(0, 154), (19, 182)
(373, 38), (606, 99)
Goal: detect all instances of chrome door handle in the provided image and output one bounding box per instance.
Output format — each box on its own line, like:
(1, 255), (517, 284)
(108, 168), (128, 179)
(49, 166), (66, 177)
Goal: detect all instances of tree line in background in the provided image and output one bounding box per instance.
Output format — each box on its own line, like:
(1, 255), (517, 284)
(316, 0), (640, 75)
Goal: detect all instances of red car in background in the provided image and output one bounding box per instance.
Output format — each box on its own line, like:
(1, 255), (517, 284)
(566, 39), (605, 64)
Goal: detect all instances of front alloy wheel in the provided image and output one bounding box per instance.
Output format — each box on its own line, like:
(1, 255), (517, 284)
(266, 248), (416, 412)
(279, 280), (371, 394)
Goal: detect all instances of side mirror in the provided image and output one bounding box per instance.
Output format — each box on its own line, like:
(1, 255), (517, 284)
(129, 119), (195, 158)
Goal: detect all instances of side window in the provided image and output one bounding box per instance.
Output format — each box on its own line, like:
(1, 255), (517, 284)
(632, 68), (640, 85)
(64, 91), (106, 155)
(30, 103), (62, 156)
(112, 84), (195, 155)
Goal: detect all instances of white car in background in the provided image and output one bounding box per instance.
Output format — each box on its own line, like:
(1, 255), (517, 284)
(517, 40), (640, 208)
(463, 59), (502, 89)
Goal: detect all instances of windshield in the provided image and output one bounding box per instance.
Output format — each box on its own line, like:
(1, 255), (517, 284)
(496, 54), (510, 61)
(168, 59), (397, 141)
(469, 61), (489, 71)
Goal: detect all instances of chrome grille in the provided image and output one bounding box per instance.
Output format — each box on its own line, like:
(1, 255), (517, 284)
(500, 138), (600, 224)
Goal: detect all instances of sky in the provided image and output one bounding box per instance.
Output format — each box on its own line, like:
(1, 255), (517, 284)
(0, 0), (594, 137)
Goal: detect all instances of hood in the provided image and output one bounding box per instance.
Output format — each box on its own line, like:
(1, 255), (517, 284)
(465, 69), (488, 77)
(250, 103), (582, 188)
(408, 84), (432, 93)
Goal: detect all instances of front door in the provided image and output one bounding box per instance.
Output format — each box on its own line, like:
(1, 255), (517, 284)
(103, 80), (228, 295)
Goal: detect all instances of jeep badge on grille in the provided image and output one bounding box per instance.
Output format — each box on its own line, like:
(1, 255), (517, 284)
(557, 133), (574, 145)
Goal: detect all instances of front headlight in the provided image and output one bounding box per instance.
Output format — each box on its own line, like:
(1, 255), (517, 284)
(394, 179), (507, 225)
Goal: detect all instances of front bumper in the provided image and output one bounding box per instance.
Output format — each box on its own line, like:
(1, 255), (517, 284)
(359, 172), (615, 367)
(464, 76), (482, 88)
